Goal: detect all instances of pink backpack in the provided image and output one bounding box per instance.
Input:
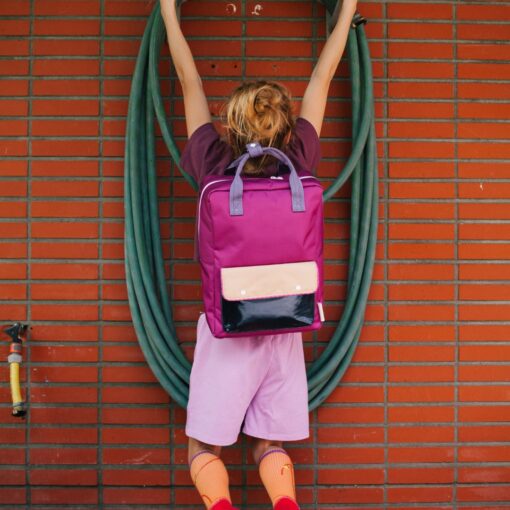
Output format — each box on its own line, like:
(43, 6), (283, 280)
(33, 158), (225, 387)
(195, 141), (324, 338)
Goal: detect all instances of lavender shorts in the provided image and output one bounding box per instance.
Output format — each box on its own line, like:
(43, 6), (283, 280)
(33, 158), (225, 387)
(185, 313), (310, 446)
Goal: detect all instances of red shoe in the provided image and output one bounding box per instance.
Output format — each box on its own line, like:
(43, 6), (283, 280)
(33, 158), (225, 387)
(210, 498), (239, 510)
(274, 496), (300, 510)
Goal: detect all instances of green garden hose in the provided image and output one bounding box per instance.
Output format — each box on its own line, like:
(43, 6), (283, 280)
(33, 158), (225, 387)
(123, 1), (378, 412)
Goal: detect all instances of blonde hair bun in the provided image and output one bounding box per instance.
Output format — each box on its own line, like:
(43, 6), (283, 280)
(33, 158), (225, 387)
(221, 80), (296, 175)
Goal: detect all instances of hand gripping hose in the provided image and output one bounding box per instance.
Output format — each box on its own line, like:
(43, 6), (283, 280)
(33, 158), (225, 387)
(123, 0), (378, 411)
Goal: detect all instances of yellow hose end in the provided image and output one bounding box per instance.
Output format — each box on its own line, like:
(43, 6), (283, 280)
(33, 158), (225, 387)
(9, 362), (26, 417)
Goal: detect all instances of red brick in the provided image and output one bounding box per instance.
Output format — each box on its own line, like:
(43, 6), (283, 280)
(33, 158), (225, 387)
(460, 203), (510, 220)
(31, 242), (99, 260)
(32, 99), (99, 116)
(102, 407), (168, 425)
(102, 447), (170, 465)
(389, 224), (454, 241)
(389, 385), (454, 403)
(0, 40), (29, 57)
(460, 346), (510, 362)
(460, 324), (510, 341)
(388, 243), (455, 260)
(30, 468), (97, 485)
(459, 82), (510, 100)
(458, 24), (509, 41)
(103, 469), (170, 486)
(388, 426), (455, 444)
(30, 427), (98, 443)
(459, 425), (510, 443)
(30, 447), (97, 465)
(31, 262), (99, 280)
(31, 386), (97, 404)
(460, 385), (510, 403)
(388, 446), (454, 463)
(0, 99), (28, 116)
(388, 122), (454, 139)
(459, 162), (510, 179)
(388, 467), (454, 484)
(388, 3), (452, 19)
(388, 42), (453, 59)
(31, 201), (98, 218)
(459, 283), (510, 301)
(388, 486), (453, 503)
(102, 386), (169, 405)
(0, 487), (26, 504)
(0, 80), (29, 96)
(458, 5), (510, 21)
(32, 304), (98, 322)
(33, 79), (99, 96)
(103, 487), (170, 505)
(34, 19), (99, 36)
(318, 486), (383, 505)
(0, 283), (27, 300)
(389, 101), (454, 119)
(389, 202), (454, 220)
(390, 325), (455, 342)
(318, 406), (384, 424)
(34, 39), (100, 56)
(31, 488), (98, 505)
(0, 263), (26, 279)
(318, 468), (384, 485)
(389, 345), (455, 363)
(0, 20), (30, 35)
(389, 405), (454, 423)
(389, 366), (455, 383)
(318, 426), (384, 444)
(389, 62), (454, 79)
(389, 22), (452, 39)
(0, 1), (29, 15)
(31, 407), (97, 424)
(459, 43), (510, 61)
(0, 161), (27, 177)
(0, 119), (28, 136)
(460, 304), (510, 321)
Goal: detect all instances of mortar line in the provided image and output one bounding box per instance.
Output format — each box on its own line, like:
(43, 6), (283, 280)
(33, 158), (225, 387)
(26, 1), (33, 508)
(382, 2), (389, 508)
(98, 0), (105, 507)
(453, 2), (459, 508)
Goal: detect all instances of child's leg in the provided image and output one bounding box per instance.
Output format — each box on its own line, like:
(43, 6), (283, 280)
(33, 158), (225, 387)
(253, 439), (299, 509)
(188, 437), (234, 510)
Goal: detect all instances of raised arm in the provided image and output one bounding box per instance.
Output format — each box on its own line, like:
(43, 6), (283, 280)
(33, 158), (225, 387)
(300, 0), (358, 137)
(160, 0), (211, 137)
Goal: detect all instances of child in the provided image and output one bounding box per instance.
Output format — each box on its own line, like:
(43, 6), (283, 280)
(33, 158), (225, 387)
(160, 1), (358, 509)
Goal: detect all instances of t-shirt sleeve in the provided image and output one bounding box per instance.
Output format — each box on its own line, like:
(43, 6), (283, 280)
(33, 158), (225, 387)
(179, 122), (233, 187)
(285, 117), (321, 175)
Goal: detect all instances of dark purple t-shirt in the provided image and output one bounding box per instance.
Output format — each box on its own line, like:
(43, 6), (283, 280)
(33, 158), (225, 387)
(179, 117), (321, 187)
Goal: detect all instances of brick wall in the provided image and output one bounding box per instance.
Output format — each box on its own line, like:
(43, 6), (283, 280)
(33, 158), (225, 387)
(1, 0), (510, 508)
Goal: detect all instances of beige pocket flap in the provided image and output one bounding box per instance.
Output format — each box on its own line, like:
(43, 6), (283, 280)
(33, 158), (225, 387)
(221, 261), (318, 301)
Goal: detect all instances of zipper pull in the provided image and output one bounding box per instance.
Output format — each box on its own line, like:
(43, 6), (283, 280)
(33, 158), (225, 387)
(317, 302), (325, 322)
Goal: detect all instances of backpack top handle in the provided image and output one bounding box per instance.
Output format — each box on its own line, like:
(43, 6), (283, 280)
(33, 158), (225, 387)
(227, 142), (306, 216)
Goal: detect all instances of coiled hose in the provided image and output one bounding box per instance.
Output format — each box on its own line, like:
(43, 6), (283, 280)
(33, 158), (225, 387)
(123, 0), (377, 411)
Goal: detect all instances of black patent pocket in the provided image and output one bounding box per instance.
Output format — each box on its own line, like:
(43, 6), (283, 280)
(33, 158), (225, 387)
(222, 294), (315, 333)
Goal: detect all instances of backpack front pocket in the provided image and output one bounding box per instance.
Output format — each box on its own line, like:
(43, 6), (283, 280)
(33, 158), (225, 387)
(220, 261), (318, 333)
